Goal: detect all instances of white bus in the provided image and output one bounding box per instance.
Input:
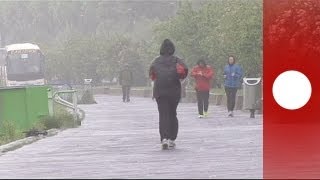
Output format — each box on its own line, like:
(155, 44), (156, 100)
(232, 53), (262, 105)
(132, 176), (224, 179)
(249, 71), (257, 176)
(0, 43), (45, 87)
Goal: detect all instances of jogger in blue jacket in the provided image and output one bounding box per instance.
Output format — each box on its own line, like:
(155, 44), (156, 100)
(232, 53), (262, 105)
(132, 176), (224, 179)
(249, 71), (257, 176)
(223, 55), (243, 117)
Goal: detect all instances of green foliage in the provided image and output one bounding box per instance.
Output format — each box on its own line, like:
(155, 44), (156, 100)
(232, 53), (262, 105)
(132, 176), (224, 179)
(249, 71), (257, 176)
(0, 121), (24, 145)
(79, 90), (97, 104)
(0, 1), (178, 86)
(39, 116), (63, 130)
(151, 0), (262, 78)
(28, 104), (77, 133)
(44, 104), (77, 130)
(43, 33), (149, 86)
(0, 105), (76, 145)
(0, 1), (177, 45)
(0, 1), (262, 84)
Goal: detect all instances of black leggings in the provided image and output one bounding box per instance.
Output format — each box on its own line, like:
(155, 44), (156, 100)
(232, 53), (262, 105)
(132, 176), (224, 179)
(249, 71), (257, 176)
(196, 90), (210, 115)
(225, 87), (238, 112)
(156, 96), (180, 142)
(122, 85), (131, 101)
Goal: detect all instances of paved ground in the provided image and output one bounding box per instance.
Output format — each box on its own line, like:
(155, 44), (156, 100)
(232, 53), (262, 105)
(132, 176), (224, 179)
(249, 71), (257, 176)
(0, 95), (262, 179)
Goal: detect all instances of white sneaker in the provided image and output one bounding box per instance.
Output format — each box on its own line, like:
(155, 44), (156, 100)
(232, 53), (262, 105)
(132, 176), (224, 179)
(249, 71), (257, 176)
(198, 114), (204, 118)
(228, 111), (234, 117)
(161, 139), (169, 150)
(168, 139), (176, 149)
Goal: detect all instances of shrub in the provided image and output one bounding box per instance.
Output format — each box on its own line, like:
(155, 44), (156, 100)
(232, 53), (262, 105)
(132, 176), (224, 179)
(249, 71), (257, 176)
(0, 121), (23, 145)
(37, 107), (76, 131)
(79, 90), (97, 104)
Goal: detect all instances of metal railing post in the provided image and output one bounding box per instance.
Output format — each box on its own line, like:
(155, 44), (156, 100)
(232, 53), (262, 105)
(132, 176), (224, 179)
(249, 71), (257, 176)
(52, 90), (85, 123)
(72, 91), (78, 123)
(47, 88), (54, 116)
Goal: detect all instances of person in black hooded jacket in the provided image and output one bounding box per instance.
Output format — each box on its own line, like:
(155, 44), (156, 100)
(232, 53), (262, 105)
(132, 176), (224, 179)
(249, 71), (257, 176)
(149, 39), (188, 150)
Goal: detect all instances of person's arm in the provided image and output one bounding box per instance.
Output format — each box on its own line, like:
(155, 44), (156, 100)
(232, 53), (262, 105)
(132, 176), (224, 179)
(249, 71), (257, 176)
(203, 66), (214, 80)
(191, 67), (199, 78)
(149, 63), (156, 81)
(223, 66), (228, 79)
(235, 65), (243, 79)
(177, 58), (188, 79)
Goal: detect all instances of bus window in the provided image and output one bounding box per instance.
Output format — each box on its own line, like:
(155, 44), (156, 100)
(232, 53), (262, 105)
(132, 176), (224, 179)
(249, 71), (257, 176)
(6, 51), (42, 75)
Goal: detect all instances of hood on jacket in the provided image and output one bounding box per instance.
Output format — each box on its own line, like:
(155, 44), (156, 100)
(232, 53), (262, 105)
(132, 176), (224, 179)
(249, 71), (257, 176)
(160, 39), (175, 56)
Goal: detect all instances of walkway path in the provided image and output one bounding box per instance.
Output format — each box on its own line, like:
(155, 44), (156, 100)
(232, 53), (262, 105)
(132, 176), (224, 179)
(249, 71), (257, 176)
(0, 95), (262, 179)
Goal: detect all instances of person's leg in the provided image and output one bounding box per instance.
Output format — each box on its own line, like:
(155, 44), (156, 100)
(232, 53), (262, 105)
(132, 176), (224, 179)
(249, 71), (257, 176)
(203, 91), (210, 115)
(199, 91), (206, 115)
(230, 88), (238, 112)
(127, 86), (131, 102)
(156, 97), (171, 143)
(225, 87), (233, 116)
(169, 96), (180, 141)
(168, 95), (180, 148)
(196, 90), (204, 116)
(122, 86), (126, 102)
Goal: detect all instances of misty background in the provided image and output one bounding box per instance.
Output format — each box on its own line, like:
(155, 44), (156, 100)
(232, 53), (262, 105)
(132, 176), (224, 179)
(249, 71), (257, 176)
(0, 0), (262, 87)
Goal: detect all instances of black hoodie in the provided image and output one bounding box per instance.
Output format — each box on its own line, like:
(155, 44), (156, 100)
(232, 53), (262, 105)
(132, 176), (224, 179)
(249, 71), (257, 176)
(149, 39), (188, 98)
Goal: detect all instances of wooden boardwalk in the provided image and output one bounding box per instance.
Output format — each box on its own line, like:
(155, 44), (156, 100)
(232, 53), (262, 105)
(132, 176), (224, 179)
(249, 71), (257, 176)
(0, 95), (262, 179)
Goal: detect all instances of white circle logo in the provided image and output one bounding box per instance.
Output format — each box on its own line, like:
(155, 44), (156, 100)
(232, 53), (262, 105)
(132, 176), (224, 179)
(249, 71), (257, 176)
(272, 70), (312, 110)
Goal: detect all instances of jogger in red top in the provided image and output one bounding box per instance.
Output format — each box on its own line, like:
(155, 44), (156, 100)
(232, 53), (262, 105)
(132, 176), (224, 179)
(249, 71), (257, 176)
(191, 59), (214, 118)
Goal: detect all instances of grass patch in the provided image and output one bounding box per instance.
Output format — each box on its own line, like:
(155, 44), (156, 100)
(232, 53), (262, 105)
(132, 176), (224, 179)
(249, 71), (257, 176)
(0, 121), (24, 146)
(0, 103), (79, 146)
(35, 104), (78, 131)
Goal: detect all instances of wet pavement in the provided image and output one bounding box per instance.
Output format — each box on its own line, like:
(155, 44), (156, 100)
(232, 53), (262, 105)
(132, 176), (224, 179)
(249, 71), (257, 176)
(0, 95), (262, 179)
